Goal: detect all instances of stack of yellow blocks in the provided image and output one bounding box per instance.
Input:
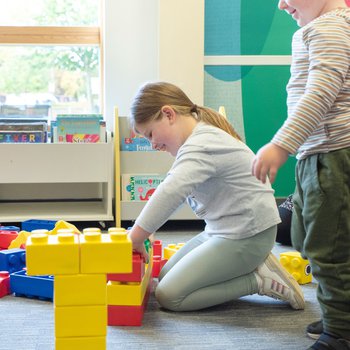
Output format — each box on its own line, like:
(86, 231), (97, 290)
(26, 230), (132, 350)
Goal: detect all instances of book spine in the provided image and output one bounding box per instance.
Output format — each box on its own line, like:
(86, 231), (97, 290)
(100, 120), (106, 143)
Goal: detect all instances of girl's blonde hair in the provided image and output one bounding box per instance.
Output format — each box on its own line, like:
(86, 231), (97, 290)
(130, 81), (241, 140)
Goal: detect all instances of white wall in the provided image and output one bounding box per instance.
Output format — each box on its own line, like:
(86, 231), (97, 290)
(104, 0), (159, 123)
(159, 0), (204, 105)
(104, 0), (204, 126)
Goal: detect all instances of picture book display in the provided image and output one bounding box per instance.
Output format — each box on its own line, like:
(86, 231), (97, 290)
(121, 174), (166, 201)
(54, 114), (105, 143)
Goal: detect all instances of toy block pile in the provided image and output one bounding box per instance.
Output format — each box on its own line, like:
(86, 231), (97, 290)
(26, 227), (132, 350)
(280, 251), (312, 284)
(0, 220), (74, 301)
(107, 250), (151, 326)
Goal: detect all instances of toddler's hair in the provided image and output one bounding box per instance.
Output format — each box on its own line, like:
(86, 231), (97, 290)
(130, 81), (241, 140)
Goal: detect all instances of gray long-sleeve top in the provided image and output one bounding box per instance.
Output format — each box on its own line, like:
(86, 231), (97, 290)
(135, 122), (281, 239)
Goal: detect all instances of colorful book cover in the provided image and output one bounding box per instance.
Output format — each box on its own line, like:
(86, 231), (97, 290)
(0, 130), (46, 143)
(121, 174), (166, 201)
(55, 114), (104, 143)
(121, 137), (153, 151)
(0, 119), (48, 142)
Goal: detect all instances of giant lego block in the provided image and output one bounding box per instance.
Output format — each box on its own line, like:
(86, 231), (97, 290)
(10, 269), (54, 300)
(107, 253), (145, 283)
(107, 259), (152, 306)
(80, 232), (132, 274)
(163, 242), (185, 260)
(0, 226), (20, 232)
(0, 231), (18, 249)
(0, 248), (26, 273)
(153, 240), (162, 256)
(0, 271), (11, 298)
(152, 255), (167, 278)
(280, 251), (312, 284)
(26, 232), (79, 275)
(55, 274), (106, 306)
(55, 305), (107, 337)
(56, 336), (106, 350)
(22, 219), (57, 232)
(50, 220), (81, 235)
(8, 231), (31, 249)
(108, 287), (151, 326)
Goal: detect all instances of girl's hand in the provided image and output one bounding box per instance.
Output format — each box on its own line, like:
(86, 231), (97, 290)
(128, 224), (152, 263)
(132, 241), (149, 263)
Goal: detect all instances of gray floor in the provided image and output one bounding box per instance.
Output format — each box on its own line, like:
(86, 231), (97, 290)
(0, 227), (321, 350)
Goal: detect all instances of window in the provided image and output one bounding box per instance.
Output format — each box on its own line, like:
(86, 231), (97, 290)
(0, 0), (102, 121)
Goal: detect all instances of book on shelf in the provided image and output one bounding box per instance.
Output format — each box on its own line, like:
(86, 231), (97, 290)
(0, 118), (48, 143)
(121, 174), (166, 201)
(0, 130), (46, 143)
(120, 129), (153, 151)
(54, 114), (105, 143)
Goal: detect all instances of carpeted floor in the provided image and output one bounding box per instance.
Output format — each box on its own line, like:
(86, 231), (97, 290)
(0, 227), (321, 350)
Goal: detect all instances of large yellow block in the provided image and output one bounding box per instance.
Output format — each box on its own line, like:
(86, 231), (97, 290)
(107, 259), (152, 306)
(80, 232), (132, 274)
(55, 274), (106, 306)
(280, 251), (312, 284)
(26, 232), (80, 275)
(8, 230), (30, 249)
(163, 242), (185, 260)
(50, 220), (81, 235)
(56, 336), (106, 350)
(55, 305), (107, 338)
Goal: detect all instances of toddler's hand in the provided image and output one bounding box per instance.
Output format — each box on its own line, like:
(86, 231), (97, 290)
(252, 143), (289, 184)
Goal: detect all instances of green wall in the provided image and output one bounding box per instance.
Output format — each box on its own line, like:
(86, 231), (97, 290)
(204, 0), (298, 197)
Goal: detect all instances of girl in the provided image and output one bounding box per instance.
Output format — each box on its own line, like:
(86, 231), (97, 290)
(128, 81), (304, 312)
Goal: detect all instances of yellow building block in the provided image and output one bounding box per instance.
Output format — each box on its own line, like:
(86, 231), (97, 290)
(50, 220), (81, 235)
(80, 232), (132, 274)
(108, 227), (126, 233)
(55, 274), (106, 306)
(55, 305), (107, 338)
(56, 336), (106, 350)
(107, 259), (152, 306)
(280, 251), (312, 285)
(26, 232), (80, 276)
(8, 230), (31, 249)
(163, 243), (185, 260)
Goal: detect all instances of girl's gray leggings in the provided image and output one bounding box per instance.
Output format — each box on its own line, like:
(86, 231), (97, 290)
(155, 226), (277, 311)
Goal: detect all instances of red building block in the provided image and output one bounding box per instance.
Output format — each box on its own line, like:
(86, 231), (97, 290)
(108, 286), (150, 326)
(107, 253), (145, 283)
(0, 231), (18, 249)
(0, 271), (11, 298)
(153, 240), (162, 257)
(152, 256), (167, 278)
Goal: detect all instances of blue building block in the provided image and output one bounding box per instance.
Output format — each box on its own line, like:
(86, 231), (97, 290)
(0, 248), (26, 273)
(22, 219), (57, 232)
(0, 226), (20, 232)
(10, 270), (54, 301)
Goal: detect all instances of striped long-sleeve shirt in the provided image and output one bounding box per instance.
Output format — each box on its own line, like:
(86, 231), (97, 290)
(272, 8), (350, 159)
